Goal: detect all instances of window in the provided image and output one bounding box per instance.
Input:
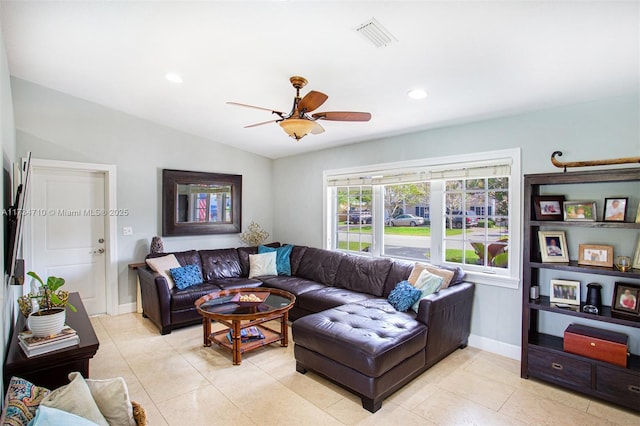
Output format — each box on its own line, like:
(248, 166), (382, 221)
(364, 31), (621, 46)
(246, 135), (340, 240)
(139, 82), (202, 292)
(324, 149), (521, 288)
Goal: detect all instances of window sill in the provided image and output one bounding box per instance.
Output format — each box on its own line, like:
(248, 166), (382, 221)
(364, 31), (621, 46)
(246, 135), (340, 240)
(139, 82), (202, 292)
(464, 271), (520, 289)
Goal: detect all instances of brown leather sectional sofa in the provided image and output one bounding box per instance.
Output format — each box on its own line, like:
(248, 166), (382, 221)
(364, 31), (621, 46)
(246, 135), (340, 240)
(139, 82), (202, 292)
(137, 244), (475, 411)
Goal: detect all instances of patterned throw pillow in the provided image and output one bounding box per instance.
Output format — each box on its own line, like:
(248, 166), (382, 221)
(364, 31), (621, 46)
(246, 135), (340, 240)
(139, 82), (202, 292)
(387, 281), (422, 312)
(0, 377), (50, 426)
(258, 244), (293, 275)
(411, 269), (444, 312)
(169, 264), (203, 290)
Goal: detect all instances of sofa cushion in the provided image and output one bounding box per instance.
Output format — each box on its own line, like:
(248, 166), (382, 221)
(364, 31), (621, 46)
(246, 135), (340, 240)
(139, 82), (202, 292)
(199, 248), (242, 280)
(296, 287), (377, 313)
(170, 264), (203, 290)
(76, 372), (136, 426)
(408, 263), (454, 289)
(296, 247), (345, 286)
(145, 254), (181, 289)
(387, 281), (422, 312)
(289, 245), (308, 275)
(382, 260), (414, 297)
(249, 252), (277, 278)
(411, 269), (444, 312)
(237, 242), (280, 277)
(259, 275), (325, 297)
(40, 371), (109, 426)
(213, 277), (263, 290)
(0, 376), (50, 426)
(170, 283), (221, 311)
(292, 300), (427, 377)
(30, 406), (99, 426)
(258, 244), (293, 275)
(334, 255), (392, 297)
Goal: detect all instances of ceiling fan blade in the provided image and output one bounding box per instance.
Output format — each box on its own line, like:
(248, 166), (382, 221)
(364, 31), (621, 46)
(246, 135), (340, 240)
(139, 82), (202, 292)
(244, 119), (280, 128)
(227, 101), (284, 115)
(310, 122), (325, 135)
(297, 91), (328, 114)
(312, 111), (372, 122)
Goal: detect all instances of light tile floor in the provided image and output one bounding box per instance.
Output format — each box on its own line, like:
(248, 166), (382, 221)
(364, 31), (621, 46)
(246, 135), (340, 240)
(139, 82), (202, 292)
(89, 314), (639, 425)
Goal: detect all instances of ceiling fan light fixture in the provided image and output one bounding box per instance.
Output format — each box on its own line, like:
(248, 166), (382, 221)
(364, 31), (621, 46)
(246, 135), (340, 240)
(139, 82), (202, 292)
(279, 118), (316, 141)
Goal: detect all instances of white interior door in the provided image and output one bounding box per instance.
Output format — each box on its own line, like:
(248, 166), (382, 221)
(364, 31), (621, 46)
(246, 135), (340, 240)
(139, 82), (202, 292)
(29, 168), (107, 315)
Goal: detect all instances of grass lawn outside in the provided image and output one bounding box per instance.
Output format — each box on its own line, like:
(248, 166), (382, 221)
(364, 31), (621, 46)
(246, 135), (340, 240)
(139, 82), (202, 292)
(346, 225), (467, 237)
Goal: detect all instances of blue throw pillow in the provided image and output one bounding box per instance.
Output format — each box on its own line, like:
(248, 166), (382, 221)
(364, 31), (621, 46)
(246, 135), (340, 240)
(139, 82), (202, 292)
(258, 244), (293, 276)
(169, 264), (202, 290)
(387, 281), (422, 312)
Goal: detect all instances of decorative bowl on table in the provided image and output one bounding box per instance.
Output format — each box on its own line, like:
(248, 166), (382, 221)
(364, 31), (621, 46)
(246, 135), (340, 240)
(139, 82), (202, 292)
(231, 292), (269, 307)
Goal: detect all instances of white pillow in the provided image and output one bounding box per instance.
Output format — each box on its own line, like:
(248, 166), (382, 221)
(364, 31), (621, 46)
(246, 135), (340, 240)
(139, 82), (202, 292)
(80, 373), (136, 426)
(40, 372), (109, 426)
(248, 252), (277, 278)
(145, 254), (181, 289)
(411, 269), (444, 313)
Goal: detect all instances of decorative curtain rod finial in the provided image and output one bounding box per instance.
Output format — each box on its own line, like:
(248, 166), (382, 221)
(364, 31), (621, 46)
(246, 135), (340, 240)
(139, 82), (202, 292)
(551, 151), (640, 172)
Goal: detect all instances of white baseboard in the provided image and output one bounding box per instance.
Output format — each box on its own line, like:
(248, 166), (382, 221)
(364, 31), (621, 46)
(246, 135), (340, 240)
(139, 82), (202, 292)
(468, 333), (521, 361)
(117, 302), (137, 315)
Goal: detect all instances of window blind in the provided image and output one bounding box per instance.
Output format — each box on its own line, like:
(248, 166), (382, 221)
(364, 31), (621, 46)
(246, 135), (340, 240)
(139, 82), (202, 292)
(327, 158), (512, 187)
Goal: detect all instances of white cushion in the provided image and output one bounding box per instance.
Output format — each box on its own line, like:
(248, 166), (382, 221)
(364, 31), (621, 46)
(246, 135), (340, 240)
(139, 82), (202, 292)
(408, 262), (455, 289)
(145, 254), (181, 289)
(411, 269), (444, 312)
(248, 252), (277, 278)
(40, 372), (108, 426)
(81, 373), (136, 426)
(30, 405), (99, 426)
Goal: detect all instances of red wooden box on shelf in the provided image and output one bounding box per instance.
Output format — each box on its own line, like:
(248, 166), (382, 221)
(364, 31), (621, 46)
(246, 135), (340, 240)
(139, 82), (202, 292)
(563, 324), (629, 367)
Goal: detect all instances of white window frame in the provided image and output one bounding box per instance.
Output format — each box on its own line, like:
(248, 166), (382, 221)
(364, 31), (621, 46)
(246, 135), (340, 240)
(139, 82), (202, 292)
(323, 148), (521, 289)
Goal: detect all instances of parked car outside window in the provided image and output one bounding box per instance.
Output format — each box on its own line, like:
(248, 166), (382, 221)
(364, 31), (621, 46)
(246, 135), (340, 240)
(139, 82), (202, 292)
(388, 214), (425, 227)
(446, 210), (479, 228)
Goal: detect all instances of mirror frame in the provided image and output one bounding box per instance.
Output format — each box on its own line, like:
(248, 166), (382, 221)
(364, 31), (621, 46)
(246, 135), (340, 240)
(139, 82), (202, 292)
(162, 169), (242, 236)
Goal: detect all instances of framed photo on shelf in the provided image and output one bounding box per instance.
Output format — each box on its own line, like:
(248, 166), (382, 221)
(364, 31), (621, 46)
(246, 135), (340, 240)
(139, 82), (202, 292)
(533, 196), (565, 221)
(550, 279), (581, 306)
(635, 201), (640, 223)
(603, 197), (627, 222)
(611, 282), (640, 319)
(538, 231), (569, 263)
(633, 236), (640, 269)
(563, 201), (596, 221)
(578, 244), (614, 267)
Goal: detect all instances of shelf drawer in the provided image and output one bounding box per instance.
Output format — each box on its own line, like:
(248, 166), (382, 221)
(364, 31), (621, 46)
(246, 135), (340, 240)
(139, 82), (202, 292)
(595, 365), (640, 409)
(528, 347), (591, 389)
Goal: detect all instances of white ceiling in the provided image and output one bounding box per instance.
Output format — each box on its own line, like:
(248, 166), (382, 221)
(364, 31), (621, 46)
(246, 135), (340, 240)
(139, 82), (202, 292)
(1, 1), (638, 159)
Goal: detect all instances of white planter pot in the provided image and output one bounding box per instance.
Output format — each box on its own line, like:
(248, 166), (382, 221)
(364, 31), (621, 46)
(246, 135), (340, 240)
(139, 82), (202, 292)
(27, 308), (66, 337)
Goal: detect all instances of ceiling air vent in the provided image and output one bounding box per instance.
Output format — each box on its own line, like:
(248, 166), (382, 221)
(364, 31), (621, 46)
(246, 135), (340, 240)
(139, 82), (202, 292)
(355, 18), (398, 48)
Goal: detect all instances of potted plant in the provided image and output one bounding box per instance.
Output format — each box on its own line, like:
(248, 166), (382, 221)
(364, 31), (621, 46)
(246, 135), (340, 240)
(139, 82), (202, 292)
(18, 271), (77, 337)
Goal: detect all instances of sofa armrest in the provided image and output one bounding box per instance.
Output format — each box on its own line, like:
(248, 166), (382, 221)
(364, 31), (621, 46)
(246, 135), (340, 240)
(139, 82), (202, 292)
(416, 282), (475, 368)
(138, 267), (173, 334)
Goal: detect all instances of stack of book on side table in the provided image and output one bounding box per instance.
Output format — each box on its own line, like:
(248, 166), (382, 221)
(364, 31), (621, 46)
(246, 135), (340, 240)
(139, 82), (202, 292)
(226, 326), (265, 344)
(18, 325), (79, 357)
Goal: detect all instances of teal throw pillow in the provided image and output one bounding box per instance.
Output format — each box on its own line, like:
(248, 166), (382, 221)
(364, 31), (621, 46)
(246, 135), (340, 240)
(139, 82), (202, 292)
(30, 405), (100, 426)
(387, 281), (422, 312)
(169, 264), (202, 290)
(258, 244), (293, 276)
(411, 269), (444, 312)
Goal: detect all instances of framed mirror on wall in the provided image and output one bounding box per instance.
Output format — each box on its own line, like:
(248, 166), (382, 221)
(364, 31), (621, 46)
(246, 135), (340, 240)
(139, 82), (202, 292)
(162, 169), (242, 236)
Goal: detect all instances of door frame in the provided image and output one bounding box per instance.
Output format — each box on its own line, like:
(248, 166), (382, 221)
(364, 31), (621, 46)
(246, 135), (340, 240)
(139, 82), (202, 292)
(24, 158), (118, 316)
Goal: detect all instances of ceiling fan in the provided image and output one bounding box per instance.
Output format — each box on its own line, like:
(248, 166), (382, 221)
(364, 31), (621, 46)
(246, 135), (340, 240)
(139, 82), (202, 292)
(227, 76), (371, 141)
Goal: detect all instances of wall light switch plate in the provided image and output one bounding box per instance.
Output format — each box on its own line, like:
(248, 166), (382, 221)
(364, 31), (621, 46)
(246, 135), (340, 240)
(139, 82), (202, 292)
(123, 227), (133, 236)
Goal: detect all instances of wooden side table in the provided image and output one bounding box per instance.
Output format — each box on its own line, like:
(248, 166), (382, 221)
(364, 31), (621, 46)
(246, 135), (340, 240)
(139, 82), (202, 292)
(4, 292), (99, 391)
(128, 262), (146, 314)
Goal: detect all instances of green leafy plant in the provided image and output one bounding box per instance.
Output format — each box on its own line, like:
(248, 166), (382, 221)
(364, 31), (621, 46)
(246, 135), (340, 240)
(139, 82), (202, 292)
(26, 271), (77, 314)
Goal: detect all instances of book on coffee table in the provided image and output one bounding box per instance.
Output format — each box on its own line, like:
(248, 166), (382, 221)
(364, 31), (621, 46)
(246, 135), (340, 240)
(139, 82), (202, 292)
(226, 326), (265, 344)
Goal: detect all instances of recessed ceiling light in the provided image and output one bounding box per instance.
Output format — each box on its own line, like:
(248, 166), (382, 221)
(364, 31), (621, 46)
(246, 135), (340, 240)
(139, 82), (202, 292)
(407, 88), (427, 99)
(165, 72), (183, 84)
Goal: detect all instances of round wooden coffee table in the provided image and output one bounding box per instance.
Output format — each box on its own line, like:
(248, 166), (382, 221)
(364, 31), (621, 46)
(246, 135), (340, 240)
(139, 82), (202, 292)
(195, 288), (295, 365)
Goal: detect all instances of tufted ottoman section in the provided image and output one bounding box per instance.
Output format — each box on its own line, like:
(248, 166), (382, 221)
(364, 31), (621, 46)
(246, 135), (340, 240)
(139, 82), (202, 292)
(293, 300), (427, 377)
